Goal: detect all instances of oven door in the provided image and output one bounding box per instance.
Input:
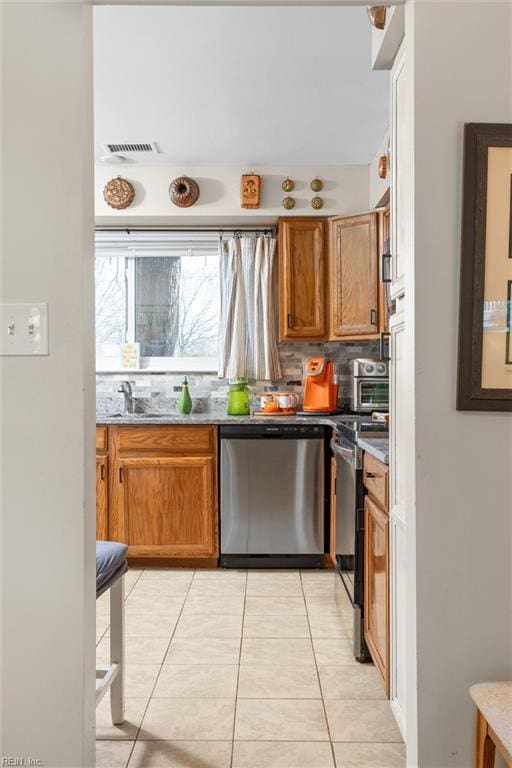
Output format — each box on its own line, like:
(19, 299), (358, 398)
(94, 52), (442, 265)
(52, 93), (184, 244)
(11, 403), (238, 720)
(355, 378), (389, 412)
(331, 438), (364, 608)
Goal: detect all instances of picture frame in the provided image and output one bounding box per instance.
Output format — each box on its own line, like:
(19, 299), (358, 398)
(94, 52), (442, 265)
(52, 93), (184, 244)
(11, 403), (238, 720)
(457, 123), (512, 411)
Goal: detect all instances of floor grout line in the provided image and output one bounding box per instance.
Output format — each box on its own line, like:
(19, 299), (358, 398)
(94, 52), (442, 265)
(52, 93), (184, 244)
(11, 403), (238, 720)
(301, 570), (339, 768)
(96, 568), (404, 767)
(230, 569), (248, 768)
(123, 567), (196, 768)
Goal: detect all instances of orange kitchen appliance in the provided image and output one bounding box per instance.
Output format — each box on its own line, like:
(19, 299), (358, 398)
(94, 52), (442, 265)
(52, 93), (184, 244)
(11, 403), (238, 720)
(302, 357), (339, 413)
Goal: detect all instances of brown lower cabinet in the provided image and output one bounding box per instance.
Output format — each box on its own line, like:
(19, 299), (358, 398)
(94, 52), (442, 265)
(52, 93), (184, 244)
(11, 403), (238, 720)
(96, 424), (218, 562)
(96, 426), (108, 540)
(363, 453), (390, 697)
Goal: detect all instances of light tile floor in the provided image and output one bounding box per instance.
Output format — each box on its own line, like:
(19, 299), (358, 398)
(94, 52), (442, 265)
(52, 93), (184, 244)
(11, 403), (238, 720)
(96, 568), (405, 768)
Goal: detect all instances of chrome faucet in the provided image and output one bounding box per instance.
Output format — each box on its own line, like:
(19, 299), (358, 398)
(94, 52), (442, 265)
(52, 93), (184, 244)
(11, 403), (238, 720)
(117, 380), (135, 414)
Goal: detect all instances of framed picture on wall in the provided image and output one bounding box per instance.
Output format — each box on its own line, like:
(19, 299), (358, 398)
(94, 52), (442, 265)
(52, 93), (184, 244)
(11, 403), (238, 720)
(457, 122), (512, 411)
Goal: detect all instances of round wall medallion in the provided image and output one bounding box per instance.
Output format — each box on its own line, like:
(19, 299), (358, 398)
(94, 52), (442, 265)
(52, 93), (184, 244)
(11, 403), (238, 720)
(311, 196), (324, 210)
(281, 178), (295, 193)
(282, 196), (295, 210)
(103, 176), (135, 210)
(310, 178), (323, 192)
(169, 176), (200, 208)
(378, 154), (389, 180)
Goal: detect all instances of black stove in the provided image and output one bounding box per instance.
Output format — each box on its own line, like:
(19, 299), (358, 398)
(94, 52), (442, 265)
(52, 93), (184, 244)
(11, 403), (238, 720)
(335, 417), (388, 442)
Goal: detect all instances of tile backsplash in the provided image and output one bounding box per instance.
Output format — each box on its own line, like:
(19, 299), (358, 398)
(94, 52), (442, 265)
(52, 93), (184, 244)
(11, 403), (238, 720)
(96, 341), (380, 417)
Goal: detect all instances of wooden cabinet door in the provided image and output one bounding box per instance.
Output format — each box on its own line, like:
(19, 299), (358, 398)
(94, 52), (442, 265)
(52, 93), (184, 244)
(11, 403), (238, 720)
(329, 212), (379, 338)
(111, 455), (217, 558)
(364, 494), (389, 696)
(96, 456), (108, 540)
(278, 218), (326, 341)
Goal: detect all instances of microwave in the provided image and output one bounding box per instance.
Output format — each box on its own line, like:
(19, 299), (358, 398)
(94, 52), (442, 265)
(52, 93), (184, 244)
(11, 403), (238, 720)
(350, 358), (389, 413)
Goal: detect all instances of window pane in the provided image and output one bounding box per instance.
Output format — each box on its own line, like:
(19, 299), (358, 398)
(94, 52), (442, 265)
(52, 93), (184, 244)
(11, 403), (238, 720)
(95, 256), (127, 358)
(95, 240), (219, 365)
(135, 256), (180, 356)
(176, 253), (219, 357)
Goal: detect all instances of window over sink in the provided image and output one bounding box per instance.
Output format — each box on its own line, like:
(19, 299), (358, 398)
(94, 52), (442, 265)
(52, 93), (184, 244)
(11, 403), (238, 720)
(95, 230), (220, 372)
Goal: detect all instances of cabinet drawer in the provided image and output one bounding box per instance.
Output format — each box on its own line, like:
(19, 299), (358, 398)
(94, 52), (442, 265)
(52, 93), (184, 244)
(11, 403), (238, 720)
(115, 425), (215, 454)
(96, 426), (108, 453)
(363, 453), (388, 510)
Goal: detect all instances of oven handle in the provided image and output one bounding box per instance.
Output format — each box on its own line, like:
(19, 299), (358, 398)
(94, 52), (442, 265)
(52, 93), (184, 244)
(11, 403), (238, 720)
(330, 438), (360, 469)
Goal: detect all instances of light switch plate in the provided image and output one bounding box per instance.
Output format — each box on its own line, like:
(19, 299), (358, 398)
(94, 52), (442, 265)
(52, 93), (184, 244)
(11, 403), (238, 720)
(0, 303), (49, 356)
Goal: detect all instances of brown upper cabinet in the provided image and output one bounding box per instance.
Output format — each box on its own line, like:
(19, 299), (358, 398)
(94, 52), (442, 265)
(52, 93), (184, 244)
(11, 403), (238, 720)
(329, 212), (379, 339)
(278, 218), (327, 341)
(279, 211), (384, 342)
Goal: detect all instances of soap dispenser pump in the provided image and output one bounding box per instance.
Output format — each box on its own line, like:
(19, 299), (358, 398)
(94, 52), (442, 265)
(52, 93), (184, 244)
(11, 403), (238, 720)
(177, 376), (192, 415)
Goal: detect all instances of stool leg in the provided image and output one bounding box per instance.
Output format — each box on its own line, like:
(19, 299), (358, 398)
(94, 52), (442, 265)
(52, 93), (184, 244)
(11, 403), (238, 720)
(110, 576), (125, 725)
(476, 710), (496, 768)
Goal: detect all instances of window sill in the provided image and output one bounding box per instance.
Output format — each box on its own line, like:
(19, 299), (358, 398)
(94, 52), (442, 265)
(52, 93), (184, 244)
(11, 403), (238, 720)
(96, 357), (219, 375)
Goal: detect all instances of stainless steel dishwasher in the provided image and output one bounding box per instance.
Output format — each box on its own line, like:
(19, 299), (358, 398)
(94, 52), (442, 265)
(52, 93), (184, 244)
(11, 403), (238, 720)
(219, 424), (326, 568)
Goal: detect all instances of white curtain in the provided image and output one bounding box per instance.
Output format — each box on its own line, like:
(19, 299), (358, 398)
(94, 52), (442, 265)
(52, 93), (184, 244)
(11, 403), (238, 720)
(218, 233), (282, 381)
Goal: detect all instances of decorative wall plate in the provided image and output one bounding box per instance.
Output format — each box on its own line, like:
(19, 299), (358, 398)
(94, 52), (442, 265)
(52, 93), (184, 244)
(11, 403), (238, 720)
(311, 196), (324, 210)
(169, 176), (200, 207)
(241, 174), (261, 208)
(282, 178), (295, 193)
(310, 178), (323, 192)
(378, 154), (388, 179)
(282, 196), (295, 210)
(103, 176), (135, 210)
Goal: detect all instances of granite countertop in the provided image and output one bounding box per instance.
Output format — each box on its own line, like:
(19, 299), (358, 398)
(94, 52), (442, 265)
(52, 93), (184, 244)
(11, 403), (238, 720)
(97, 412), (345, 428)
(97, 412), (389, 464)
(357, 437), (389, 465)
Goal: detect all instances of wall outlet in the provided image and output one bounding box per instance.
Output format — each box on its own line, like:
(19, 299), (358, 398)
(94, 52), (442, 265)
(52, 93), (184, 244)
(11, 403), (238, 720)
(0, 303), (49, 356)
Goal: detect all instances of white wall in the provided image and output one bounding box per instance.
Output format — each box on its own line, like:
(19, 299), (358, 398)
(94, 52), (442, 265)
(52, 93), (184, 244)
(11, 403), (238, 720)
(95, 163), (370, 224)
(93, 5), (389, 166)
(0, 4), (95, 766)
(409, 4), (512, 766)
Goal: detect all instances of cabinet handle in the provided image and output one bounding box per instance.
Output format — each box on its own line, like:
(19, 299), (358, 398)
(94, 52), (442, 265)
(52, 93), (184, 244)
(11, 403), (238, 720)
(370, 309), (377, 325)
(100, 464), (105, 481)
(381, 250), (392, 283)
(365, 472), (380, 479)
(119, 467), (124, 484)
(287, 313), (293, 328)
(380, 332), (390, 362)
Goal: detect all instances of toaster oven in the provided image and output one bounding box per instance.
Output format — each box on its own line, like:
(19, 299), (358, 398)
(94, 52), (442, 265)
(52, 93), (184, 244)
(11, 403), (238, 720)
(350, 358), (389, 413)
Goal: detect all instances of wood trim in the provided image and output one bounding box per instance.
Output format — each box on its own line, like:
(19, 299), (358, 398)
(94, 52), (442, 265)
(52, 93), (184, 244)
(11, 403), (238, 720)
(128, 557), (218, 568)
(363, 453), (389, 511)
(364, 494), (390, 697)
(457, 123), (512, 411)
(96, 426), (108, 453)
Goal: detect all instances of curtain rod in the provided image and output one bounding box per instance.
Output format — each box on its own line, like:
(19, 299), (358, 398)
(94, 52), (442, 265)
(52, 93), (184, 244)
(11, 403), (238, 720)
(95, 225), (277, 234)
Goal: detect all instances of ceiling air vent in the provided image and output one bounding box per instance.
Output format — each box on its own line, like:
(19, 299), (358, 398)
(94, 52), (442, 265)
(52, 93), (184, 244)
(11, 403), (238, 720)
(102, 142), (159, 155)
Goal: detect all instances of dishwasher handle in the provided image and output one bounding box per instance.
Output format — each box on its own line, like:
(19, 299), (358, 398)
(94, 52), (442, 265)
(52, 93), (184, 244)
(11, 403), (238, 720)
(330, 438), (362, 470)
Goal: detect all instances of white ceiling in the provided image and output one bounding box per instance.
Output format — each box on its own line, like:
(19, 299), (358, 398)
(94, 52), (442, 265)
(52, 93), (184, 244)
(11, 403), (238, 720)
(93, 6), (389, 166)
